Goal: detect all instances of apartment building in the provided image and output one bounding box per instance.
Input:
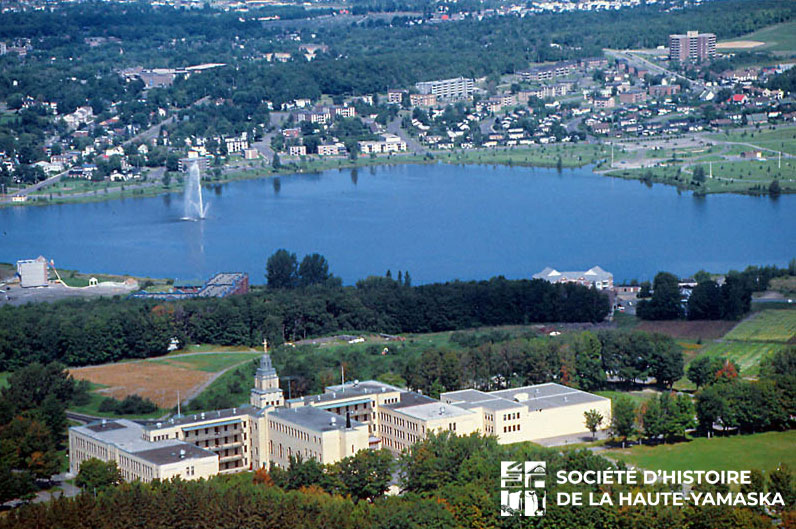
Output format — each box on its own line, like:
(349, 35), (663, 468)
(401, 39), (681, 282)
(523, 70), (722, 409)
(669, 31), (716, 63)
(415, 77), (475, 101)
(410, 93), (437, 107)
(358, 134), (407, 154)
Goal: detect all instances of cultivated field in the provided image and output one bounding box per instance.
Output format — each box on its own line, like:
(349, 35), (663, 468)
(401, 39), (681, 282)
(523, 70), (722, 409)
(608, 431), (796, 473)
(698, 341), (787, 376)
(69, 350), (260, 409)
(723, 309), (796, 343)
(634, 320), (737, 341)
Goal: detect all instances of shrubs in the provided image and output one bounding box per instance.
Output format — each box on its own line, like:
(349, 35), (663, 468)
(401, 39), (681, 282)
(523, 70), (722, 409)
(98, 394), (159, 415)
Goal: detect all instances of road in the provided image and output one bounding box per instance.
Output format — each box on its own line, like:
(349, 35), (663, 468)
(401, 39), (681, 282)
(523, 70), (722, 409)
(387, 116), (427, 154)
(604, 49), (706, 92)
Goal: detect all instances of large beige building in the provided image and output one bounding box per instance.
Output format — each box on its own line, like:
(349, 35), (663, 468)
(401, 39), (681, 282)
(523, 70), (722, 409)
(69, 419), (219, 482)
(69, 346), (611, 481)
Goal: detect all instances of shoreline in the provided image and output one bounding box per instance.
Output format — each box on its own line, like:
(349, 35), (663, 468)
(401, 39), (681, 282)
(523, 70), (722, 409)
(1, 147), (792, 208)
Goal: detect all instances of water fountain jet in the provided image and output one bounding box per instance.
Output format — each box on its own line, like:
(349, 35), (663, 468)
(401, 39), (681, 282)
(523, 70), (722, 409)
(182, 162), (209, 221)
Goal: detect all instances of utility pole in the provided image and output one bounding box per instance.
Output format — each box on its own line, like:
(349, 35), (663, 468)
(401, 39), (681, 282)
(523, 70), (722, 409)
(709, 161), (712, 179)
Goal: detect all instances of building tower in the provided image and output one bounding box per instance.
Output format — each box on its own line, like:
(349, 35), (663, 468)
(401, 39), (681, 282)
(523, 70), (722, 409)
(250, 339), (285, 409)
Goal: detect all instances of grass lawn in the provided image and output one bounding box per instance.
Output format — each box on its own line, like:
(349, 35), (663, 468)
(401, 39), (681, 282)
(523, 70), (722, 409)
(435, 144), (606, 168)
(149, 351), (261, 372)
(608, 431), (796, 473)
(707, 126), (796, 156)
(723, 309), (796, 343)
(595, 390), (655, 406)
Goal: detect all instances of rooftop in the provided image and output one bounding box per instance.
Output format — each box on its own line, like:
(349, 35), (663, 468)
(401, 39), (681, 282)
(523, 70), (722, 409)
(388, 400), (474, 421)
(269, 406), (366, 433)
(73, 419), (214, 463)
(145, 406), (255, 431)
(289, 380), (402, 406)
(488, 383), (609, 411)
(133, 443), (217, 465)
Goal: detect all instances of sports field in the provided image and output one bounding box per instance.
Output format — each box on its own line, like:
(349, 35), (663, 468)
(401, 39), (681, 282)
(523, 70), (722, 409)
(716, 21), (796, 54)
(608, 431), (796, 473)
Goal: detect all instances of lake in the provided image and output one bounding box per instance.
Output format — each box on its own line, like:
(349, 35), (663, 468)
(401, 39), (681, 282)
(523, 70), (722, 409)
(0, 163), (793, 284)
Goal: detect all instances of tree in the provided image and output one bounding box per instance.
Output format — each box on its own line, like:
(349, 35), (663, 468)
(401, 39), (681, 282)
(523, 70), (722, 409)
(266, 249), (298, 289)
(574, 331), (606, 390)
(611, 396), (636, 448)
(272, 153), (281, 170)
(637, 272), (683, 320)
(687, 280), (722, 320)
(584, 409), (604, 440)
(769, 179), (780, 196)
(768, 464), (795, 514)
(649, 334), (683, 387)
(331, 448), (393, 502)
(298, 253), (331, 287)
(75, 458), (122, 491)
(692, 165), (705, 184)
(695, 384), (726, 436)
(687, 356), (722, 389)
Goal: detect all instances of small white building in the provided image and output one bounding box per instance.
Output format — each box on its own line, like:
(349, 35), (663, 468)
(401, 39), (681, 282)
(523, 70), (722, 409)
(16, 256), (48, 287)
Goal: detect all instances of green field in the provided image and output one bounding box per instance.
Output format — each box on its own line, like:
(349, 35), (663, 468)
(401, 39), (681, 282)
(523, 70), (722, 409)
(149, 351), (261, 372)
(434, 144), (606, 168)
(724, 310), (796, 343)
(718, 21), (796, 54)
(707, 127), (796, 156)
(698, 341), (787, 376)
(608, 431), (796, 473)
(595, 390), (655, 407)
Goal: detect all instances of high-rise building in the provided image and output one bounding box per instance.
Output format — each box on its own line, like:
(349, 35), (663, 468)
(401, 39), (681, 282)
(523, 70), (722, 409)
(668, 31), (716, 63)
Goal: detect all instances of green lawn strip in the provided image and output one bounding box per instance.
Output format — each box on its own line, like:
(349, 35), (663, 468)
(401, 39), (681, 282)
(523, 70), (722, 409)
(607, 431), (796, 473)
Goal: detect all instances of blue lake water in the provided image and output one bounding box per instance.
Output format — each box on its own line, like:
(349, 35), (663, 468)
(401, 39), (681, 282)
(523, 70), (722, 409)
(0, 164), (793, 284)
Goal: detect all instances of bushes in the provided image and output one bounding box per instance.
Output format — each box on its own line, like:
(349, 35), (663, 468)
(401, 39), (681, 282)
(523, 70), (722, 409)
(98, 395), (159, 415)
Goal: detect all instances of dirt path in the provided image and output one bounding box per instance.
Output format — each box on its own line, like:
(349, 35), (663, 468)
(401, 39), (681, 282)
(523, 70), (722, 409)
(179, 352), (260, 407)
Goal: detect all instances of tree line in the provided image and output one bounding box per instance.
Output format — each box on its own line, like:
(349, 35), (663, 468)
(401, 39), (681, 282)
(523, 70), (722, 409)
(0, 269), (609, 371)
(2, 431), (791, 529)
(402, 329), (683, 398)
(637, 264), (793, 321)
(609, 348), (794, 448)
